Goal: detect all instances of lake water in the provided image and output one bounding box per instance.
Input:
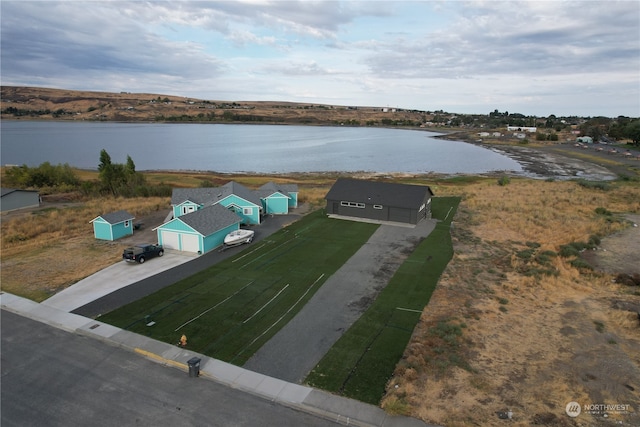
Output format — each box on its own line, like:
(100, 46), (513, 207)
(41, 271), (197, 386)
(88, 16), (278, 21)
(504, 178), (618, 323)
(0, 121), (522, 174)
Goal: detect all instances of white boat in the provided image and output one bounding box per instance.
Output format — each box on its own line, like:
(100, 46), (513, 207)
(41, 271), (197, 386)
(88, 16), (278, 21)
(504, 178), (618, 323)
(224, 229), (255, 246)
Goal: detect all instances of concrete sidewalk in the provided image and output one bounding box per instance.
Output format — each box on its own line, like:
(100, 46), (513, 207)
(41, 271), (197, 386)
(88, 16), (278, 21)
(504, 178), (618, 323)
(1, 292), (434, 427)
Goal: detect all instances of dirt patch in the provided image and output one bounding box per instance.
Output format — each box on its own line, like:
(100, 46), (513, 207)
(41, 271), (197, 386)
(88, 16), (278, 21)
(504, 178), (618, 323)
(489, 144), (619, 180)
(118, 209), (171, 246)
(582, 214), (640, 276)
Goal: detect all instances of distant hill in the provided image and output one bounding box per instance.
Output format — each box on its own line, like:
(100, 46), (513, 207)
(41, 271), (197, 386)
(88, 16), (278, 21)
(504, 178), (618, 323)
(0, 86), (432, 127)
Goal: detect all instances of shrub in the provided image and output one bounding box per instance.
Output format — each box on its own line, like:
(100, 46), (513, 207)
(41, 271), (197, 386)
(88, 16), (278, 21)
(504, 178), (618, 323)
(594, 207), (611, 216)
(593, 320), (605, 333)
(559, 244), (579, 258)
(570, 258), (593, 270)
(516, 248), (535, 260)
(614, 273), (640, 286)
(576, 179), (611, 191)
(497, 176), (511, 186)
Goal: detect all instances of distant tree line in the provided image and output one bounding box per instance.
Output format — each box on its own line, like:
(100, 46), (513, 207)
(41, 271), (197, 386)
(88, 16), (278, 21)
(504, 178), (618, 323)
(3, 150), (171, 197)
(2, 106), (73, 117)
(4, 162), (80, 191)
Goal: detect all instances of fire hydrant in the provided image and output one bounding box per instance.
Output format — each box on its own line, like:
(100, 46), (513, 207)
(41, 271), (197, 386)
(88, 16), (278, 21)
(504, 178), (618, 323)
(179, 334), (187, 347)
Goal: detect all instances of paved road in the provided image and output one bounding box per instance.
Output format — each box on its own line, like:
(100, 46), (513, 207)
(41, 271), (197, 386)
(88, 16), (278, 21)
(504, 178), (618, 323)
(1, 310), (341, 427)
(72, 213), (301, 318)
(244, 219), (436, 383)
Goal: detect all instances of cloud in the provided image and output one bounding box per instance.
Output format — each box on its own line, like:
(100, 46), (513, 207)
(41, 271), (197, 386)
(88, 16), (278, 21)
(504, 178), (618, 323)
(0, 1), (638, 116)
(1, 1), (225, 90)
(361, 1), (639, 80)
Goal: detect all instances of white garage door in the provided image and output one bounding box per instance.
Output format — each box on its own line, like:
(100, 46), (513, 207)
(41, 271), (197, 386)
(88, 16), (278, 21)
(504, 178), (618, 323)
(160, 231), (180, 250)
(181, 233), (200, 253)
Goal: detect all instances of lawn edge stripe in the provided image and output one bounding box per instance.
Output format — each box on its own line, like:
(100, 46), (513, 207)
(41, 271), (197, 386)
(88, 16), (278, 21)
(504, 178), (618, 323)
(175, 281), (255, 332)
(395, 307), (422, 313)
(232, 273), (325, 362)
(240, 237), (297, 269)
(231, 244), (267, 263)
(242, 284), (290, 324)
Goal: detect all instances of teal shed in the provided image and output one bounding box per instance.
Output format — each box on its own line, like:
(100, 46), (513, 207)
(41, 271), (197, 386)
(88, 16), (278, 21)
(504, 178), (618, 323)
(154, 204), (241, 254)
(90, 210), (135, 241)
(257, 182), (298, 215)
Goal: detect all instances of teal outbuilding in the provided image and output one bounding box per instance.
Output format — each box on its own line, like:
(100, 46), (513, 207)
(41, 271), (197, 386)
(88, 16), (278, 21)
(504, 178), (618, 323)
(257, 182), (298, 215)
(154, 204), (241, 254)
(90, 210), (135, 241)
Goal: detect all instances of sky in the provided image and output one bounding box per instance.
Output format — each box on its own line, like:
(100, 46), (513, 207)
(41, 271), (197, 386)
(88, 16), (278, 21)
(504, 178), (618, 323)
(1, 1), (639, 118)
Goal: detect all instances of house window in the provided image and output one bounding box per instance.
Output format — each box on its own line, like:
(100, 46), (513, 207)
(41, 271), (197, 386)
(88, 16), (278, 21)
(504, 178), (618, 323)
(124, 220), (130, 227)
(340, 201), (365, 208)
(373, 205), (383, 210)
(243, 207), (252, 215)
(182, 205), (196, 215)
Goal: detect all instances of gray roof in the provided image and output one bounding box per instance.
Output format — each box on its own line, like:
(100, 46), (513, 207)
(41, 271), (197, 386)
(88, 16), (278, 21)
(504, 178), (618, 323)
(178, 204), (241, 236)
(221, 181), (262, 206)
(256, 181), (298, 199)
(171, 187), (221, 206)
(325, 178), (433, 209)
(171, 181), (261, 207)
(97, 210), (135, 225)
(1, 188), (39, 197)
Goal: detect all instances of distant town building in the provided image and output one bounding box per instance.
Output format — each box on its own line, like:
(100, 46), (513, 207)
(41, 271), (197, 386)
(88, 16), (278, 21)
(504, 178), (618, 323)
(507, 126), (537, 133)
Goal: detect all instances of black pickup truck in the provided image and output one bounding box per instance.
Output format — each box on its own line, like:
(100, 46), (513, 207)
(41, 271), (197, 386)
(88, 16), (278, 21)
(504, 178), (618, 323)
(123, 244), (164, 264)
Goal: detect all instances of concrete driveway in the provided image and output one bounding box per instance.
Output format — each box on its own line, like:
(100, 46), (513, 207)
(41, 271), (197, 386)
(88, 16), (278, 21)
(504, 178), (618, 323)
(42, 251), (194, 312)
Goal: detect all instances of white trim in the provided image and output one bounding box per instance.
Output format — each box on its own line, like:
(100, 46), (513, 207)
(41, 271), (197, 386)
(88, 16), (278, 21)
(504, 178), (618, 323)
(340, 201), (365, 208)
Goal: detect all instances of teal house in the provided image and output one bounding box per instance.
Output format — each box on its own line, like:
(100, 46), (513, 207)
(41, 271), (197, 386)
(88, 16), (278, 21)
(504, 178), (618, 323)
(154, 204), (241, 254)
(90, 210), (135, 241)
(163, 180), (300, 254)
(256, 182), (299, 215)
(171, 181), (262, 225)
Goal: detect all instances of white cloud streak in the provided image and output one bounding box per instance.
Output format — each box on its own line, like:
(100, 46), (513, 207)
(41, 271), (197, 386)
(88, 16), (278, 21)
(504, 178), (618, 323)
(1, 1), (638, 116)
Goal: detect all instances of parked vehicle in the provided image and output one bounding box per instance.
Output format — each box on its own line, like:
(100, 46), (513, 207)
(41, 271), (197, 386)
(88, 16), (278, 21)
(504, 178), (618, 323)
(123, 244), (164, 264)
(223, 229), (254, 247)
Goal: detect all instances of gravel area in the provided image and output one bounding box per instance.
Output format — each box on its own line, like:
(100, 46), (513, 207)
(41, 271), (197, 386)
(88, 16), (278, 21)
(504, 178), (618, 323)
(243, 218), (437, 383)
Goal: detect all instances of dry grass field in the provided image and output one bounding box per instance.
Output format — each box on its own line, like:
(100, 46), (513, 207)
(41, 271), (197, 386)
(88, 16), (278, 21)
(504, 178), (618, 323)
(0, 196), (169, 301)
(382, 179), (640, 426)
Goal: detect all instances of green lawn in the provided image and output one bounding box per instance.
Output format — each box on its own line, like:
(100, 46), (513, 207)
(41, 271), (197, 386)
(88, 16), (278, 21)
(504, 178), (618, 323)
(305, 197), (460, 404)
(100, 197), (459, 403)
(99, 210), (378, 365)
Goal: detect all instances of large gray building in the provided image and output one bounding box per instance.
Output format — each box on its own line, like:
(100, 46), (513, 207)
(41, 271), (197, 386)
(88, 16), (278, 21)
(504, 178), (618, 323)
(1, 188), (40, 212)
(324, 178), (433, 225)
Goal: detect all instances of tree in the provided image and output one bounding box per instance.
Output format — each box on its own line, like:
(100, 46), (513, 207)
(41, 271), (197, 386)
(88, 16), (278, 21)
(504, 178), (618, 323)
(624, 120), (640, 146)
(98, 150), (147, 196)
(125, 155), (136, 175)
(98, 149), (118, 195)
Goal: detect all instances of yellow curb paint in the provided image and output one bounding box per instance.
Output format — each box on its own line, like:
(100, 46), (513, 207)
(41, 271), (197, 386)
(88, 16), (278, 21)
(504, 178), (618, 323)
(135, 348), (188, 370)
